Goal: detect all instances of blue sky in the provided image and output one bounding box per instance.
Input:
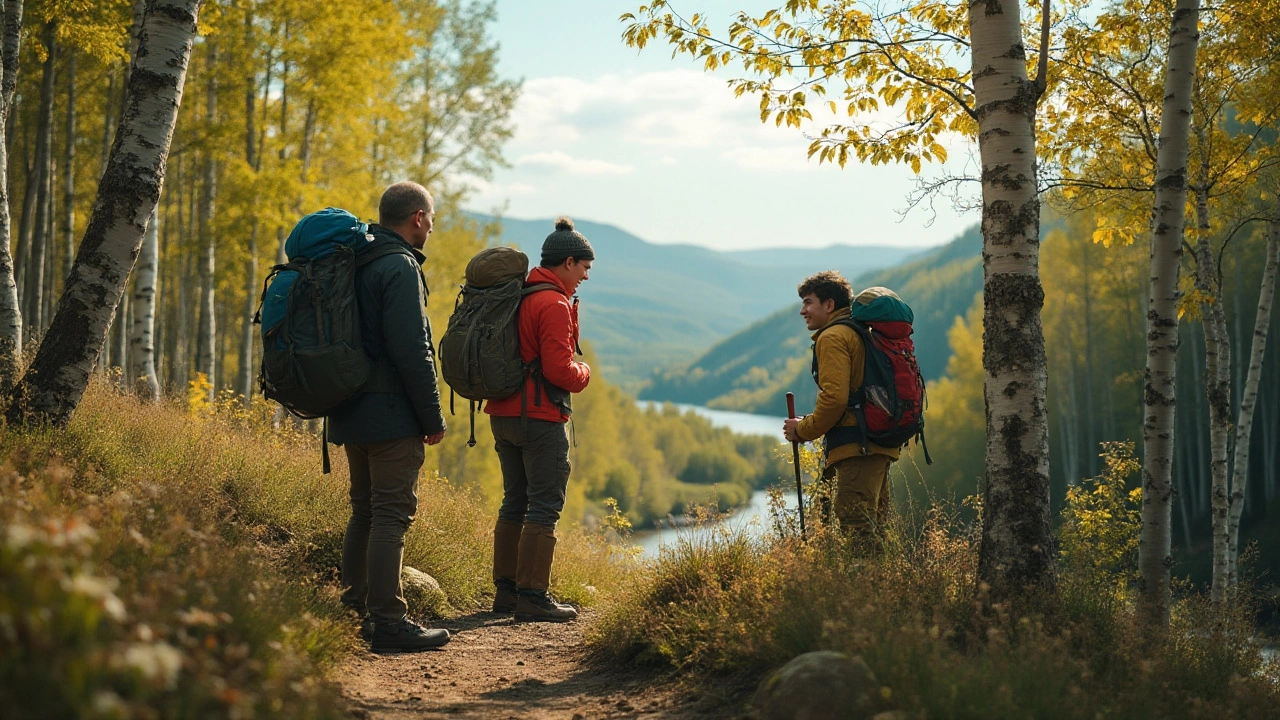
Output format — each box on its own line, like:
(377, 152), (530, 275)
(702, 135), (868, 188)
(465, 1), (976, 251)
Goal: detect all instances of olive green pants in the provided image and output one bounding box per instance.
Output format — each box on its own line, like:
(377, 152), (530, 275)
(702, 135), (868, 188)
(340, 436), (424, 623)
(822, 454), (893, 546)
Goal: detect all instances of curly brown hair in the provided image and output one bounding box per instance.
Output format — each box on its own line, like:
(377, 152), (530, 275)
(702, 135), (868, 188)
(797, 270), (853, 310)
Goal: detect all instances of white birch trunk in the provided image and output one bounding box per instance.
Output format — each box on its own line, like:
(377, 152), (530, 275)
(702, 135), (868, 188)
(4, 0), (204, 426)
(194, 42), (217, 397)
(1138, 0), (1201, 629)
(0, 0), (22, 396)
(1193, 207), (1231, 607)
(1227, 197), (1280, 584)
(969, 0), (1055, 596)
(131, 205), (159, 400)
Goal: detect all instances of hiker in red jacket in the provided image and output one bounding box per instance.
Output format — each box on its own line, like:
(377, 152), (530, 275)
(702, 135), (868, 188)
(485, 217), (593, 622)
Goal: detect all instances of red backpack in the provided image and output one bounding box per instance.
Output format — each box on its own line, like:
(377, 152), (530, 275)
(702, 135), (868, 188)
(811, 293), (930, 462)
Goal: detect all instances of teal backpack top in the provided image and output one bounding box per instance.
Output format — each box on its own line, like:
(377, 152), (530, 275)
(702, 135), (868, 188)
(254, 208), (415, 471)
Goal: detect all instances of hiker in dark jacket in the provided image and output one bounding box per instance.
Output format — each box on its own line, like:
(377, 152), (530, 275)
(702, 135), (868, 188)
(783, 272), (900, 548)
(485, 218), (593, 622)
(328, 181), (450, 652)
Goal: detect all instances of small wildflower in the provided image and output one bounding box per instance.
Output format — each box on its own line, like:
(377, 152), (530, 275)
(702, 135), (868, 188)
(121, 641), (184, 689)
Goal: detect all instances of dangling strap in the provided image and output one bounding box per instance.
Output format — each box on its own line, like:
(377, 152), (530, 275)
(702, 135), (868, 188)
(569, 417), (577, 449)
(919, 428), (933, 466)
(321, 417), (332, 475)
(468, 400), (477, 448)
(450, 387), (456, 416)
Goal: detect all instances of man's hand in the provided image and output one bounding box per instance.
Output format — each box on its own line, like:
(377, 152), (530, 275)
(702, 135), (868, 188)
(783, 417), (803, 443)
(424, 431), (445, 446)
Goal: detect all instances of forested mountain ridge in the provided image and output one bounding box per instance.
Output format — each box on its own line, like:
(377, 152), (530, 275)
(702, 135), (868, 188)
(638, 225), (983, 413)
(467, 213), (921, 390)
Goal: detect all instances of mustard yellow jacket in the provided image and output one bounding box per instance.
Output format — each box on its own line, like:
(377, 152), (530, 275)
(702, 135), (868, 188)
(795, 307), (901, 464)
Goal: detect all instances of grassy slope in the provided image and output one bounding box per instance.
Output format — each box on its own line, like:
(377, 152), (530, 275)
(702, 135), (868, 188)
(639, 226), (983, 413)
(0, 382), (627, 717)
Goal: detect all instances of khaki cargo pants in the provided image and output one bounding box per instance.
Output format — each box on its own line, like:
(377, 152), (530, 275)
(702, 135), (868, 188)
(822, 454), (893, 547)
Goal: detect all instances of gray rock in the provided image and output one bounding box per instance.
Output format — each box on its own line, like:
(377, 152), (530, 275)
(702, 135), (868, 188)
(400, 566), (450, 617)
(752, 651), (881, 720)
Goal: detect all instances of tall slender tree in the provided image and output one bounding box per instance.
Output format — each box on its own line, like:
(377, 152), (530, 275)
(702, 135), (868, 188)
(0, 0), (24, 395)
(131, 206), (159, 399)
(194, 40), (217, 396)
(1137, 0), (1201, 628)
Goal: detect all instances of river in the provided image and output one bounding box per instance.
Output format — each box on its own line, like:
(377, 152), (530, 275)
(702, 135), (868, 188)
(633, 401), (797, 557)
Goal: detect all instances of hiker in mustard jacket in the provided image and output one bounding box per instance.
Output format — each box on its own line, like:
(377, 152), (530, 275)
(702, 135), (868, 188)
(784, 272), (901, 547)
(484, 218), (593, 622)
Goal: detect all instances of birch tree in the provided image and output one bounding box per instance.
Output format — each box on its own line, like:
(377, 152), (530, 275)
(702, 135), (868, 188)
(1227, 194), (1280, 584)
(5, 0), (204, 426)
(622, 0), (1059, 596)
(0, 0), (25, 396)
(131, 205), (159, 400)
(1138, 0), (1200, 627)
(193, 40), (216, 397)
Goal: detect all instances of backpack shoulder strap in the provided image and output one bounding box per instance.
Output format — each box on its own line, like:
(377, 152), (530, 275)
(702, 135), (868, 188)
(355, 241), (430, 297)
(521, 282), (560, 297)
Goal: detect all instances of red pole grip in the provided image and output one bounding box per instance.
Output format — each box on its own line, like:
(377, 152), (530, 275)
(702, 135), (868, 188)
(786, 392), (796, 419)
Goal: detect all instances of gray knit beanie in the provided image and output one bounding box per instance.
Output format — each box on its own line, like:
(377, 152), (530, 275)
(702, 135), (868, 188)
(541, 217), (595, 265)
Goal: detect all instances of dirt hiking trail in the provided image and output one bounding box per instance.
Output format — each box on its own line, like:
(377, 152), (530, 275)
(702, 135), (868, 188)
(341, 611), (753, 720)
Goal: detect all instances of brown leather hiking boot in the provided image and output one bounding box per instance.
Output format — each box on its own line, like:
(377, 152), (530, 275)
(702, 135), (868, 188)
(513, 523), (577, 622)
(493, 579), (518, 613)
(514, 590), (578, 622)
(492, 520), (522, 613)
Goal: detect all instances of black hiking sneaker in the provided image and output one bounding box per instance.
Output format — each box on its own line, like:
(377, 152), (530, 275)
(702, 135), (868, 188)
(359, 614), (375, 641)
(493, 579), (518, 614)
(370, 619), (451, 653)
(514, 590), (578, 623)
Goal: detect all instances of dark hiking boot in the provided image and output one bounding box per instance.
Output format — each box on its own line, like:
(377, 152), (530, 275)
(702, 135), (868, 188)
(359, 614), (375, 641)
(493, 579), (518, 614)
(370, 619), (451, 653)
(514, 590), (578, 623)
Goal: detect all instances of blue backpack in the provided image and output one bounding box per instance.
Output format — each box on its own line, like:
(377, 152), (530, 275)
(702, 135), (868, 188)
(255, 208), (412, 424)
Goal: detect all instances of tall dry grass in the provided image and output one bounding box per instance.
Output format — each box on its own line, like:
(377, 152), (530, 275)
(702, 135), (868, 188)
(1, 378), (630, 717)
(590, 445), (1280, 718)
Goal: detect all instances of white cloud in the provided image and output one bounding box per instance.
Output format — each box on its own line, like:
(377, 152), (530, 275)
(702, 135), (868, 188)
(722, 145), (812, 171)
(516, 151), (634, 176)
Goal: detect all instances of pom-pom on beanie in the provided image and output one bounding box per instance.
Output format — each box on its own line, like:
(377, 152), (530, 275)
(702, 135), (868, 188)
(541, 217), (595, 266)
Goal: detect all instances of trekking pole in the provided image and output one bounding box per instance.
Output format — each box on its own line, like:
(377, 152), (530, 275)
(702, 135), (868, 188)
(786, 392), (806, 541)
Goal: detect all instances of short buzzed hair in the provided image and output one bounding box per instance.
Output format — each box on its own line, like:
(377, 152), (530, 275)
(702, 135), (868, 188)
(798, 270), (853, 310)
(378, 181), (433, 226)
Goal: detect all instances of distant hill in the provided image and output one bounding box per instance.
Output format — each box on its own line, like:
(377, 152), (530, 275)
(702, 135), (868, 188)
(465, 213), (922, 390)
(638, 225), (983, 414)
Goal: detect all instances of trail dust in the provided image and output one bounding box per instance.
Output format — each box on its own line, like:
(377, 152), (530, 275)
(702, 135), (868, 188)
(340, 611), (752, 719)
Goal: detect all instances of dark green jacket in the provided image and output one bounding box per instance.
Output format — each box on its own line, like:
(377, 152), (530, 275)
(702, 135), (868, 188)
(327, 226), (446, 445)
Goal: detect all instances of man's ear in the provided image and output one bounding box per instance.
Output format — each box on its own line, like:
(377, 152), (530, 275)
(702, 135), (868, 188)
(823, 298), (837, 314)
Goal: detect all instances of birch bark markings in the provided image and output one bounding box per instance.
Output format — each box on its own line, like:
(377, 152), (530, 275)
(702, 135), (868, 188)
(62, 50), (75, 283)
(969, 0), (1055, 596)
(1138, 0), (1201, 629)
(0, 0), (22, 396)
(1228, 199), (1280, 584)
(4, 0), (205, 426)
(132, 206), (159, 400)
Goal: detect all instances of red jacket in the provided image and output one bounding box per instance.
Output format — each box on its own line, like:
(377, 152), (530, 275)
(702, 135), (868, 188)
(484, 266), (591, 423)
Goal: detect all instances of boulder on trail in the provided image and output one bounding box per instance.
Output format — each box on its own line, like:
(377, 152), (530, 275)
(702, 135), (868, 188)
(401, 566), (450, 618)
(751, 651), (882, 720)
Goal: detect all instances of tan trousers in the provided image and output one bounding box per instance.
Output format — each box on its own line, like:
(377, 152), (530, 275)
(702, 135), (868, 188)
(822, 454), (893, 546)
